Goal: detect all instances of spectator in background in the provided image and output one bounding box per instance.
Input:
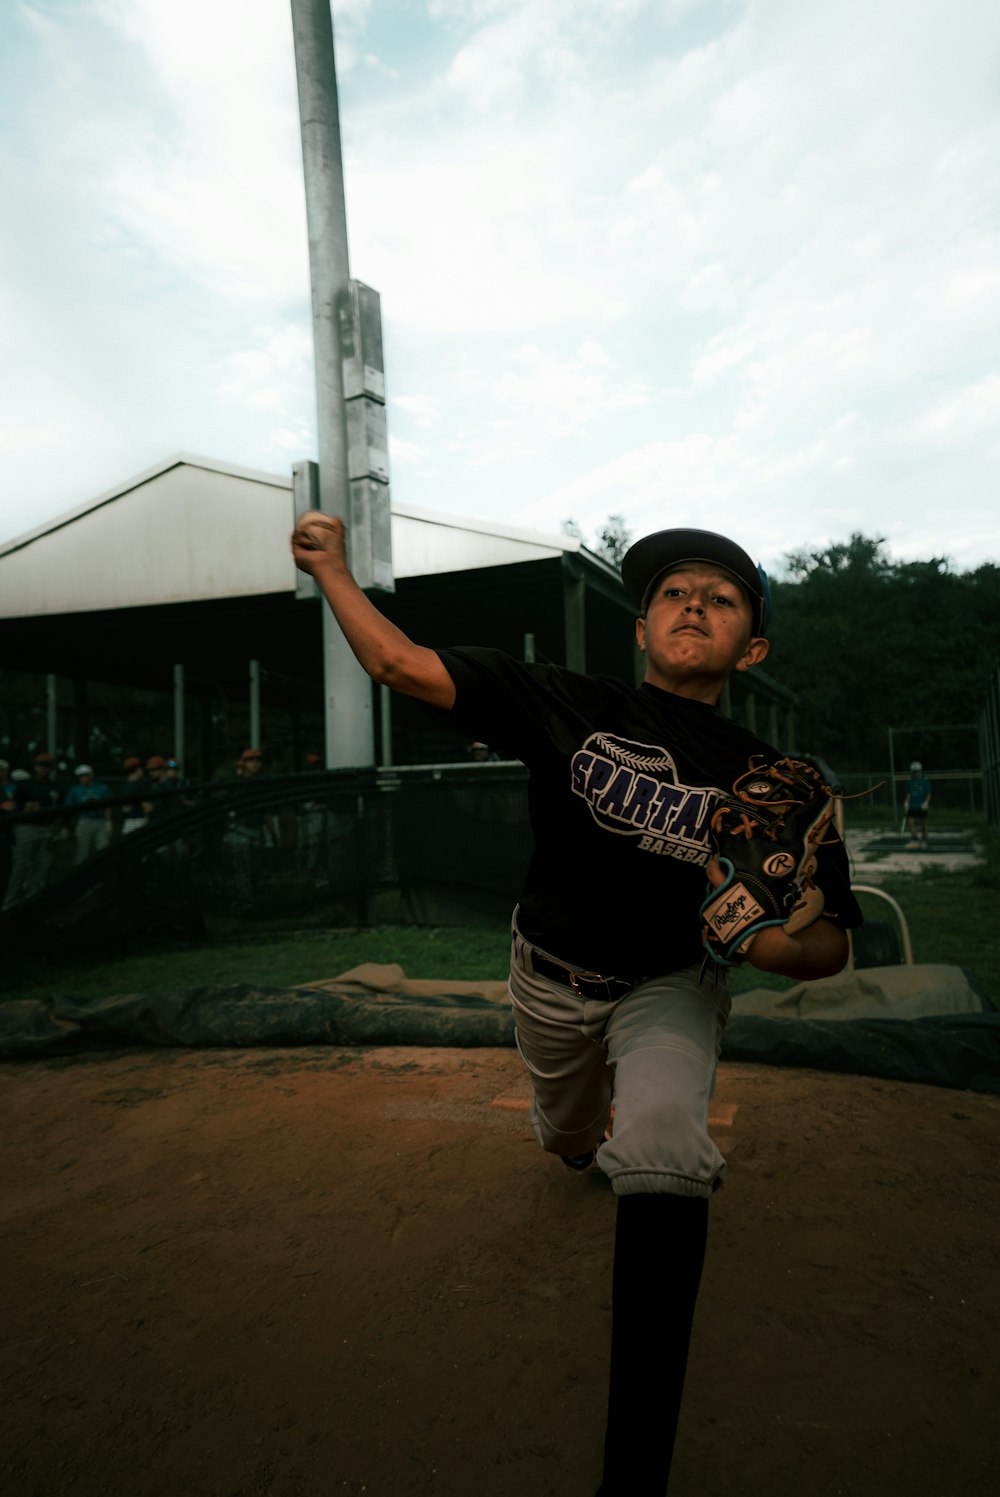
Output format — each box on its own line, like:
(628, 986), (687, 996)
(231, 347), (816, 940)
(166, 757), (199, 812)
(296, 751), (325, 872)
(120, 757), (148, 835)
(904, 760), (932, 849)
(240, 748), (262, 779)
(223, 749), (278, 909)
(142, 755), (168, 821)
(468, 740), (500, 763)
(158, 758), (187, 818)
(64, 765), (113, 864)
(163, 758), (184, 788)
(31, 751), (62, 801)
(145, 755), (168, 785)
(2, 753), (63, 908)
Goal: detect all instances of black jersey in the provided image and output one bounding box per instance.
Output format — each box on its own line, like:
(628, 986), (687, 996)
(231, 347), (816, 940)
(437, 647), (861, 976)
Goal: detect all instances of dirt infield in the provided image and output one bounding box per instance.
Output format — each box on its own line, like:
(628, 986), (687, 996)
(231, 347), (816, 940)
(3, 1047), (998, 1497)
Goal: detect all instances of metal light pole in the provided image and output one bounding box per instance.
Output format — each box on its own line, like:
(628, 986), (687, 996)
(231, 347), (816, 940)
(290, 0), (375, 767)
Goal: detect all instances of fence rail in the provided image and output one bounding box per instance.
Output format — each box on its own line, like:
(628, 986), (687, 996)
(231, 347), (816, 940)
(836, 770), (985, 819)
(3, 743), (994, 971)
(1, 765), (534, 962)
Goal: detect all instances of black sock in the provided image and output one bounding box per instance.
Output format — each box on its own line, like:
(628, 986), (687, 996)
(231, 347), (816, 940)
(597, 1192), (709, 1497)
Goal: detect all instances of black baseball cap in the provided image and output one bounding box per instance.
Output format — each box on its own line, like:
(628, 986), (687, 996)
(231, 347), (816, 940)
(621, 528), (772, 636)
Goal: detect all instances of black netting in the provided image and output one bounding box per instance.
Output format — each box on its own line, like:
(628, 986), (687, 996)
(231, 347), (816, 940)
(1, 765), (531, 962)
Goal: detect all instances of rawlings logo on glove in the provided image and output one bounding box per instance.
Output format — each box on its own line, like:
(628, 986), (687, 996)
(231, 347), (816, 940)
(700, 755), (838, 968)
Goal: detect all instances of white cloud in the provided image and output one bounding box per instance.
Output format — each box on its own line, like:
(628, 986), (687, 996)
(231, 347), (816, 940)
(388, 435), (430, 467)
(215, 326), (313, 413)
(272, 425), (313, 454)
(493, 342), (652, 432)
(391, 395), (440, 429)
(0, 0), (998, 569)
(926, 376), (1000, 438)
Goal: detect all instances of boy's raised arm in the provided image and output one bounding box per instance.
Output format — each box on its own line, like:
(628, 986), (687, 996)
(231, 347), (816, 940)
(291, 512), (456, 710)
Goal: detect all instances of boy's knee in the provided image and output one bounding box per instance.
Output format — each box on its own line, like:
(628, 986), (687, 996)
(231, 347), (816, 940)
(598, 1090), (723, 1195)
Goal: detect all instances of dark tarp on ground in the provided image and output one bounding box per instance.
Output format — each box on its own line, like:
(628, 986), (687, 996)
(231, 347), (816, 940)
(2, 984), (1000, 1094)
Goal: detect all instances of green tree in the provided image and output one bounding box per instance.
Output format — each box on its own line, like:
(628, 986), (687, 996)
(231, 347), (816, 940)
(595, 514), (632, 568)
(767, 535), (999, 772)
(560, 514), (633, 567)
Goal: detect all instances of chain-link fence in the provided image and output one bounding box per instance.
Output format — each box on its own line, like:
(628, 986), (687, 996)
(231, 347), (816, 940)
(836, 770), (985, 823)
(1, 765), (534, 964)
(4, 745), (991, 973)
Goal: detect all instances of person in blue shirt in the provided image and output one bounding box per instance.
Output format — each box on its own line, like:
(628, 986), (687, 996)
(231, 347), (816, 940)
(64, 764), (113, 864)
(2, 753), (63, 906)
(904, 760), (932, 848)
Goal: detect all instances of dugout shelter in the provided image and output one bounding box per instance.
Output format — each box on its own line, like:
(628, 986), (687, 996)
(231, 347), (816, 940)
(0, 453), (795, 774)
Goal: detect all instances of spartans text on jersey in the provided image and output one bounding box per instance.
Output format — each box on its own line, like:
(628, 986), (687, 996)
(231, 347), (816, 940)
(570, 734), (719, 865)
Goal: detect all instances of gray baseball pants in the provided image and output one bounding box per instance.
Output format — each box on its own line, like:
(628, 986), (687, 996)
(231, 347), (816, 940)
(508, 920), (731, 1198)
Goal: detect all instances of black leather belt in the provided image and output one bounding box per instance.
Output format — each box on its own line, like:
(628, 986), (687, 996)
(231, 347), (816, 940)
(528, 951), (644, 1002)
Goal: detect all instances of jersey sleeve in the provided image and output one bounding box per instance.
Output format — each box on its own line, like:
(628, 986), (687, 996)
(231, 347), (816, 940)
(434, 647), (579, 764)
(813, 826), (863, 929)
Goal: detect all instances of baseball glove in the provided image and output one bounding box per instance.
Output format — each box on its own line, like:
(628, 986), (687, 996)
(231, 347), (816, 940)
(700, 755), (838, 967)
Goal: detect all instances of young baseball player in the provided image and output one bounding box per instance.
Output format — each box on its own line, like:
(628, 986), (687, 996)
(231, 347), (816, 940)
(291, 515), (861, 1495)
(904, 760), (932, 848)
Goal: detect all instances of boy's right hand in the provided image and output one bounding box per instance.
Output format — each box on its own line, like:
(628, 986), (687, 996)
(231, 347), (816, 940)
(291, 512), (349, 575)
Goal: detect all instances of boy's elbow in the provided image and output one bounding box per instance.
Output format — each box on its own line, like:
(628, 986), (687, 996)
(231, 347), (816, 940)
(812, 923), (850, 978)
(376, 649), (456, 710)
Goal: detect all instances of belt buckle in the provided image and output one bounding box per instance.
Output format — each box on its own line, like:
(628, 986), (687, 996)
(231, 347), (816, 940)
(570, 969), (621, 1001)
(568, 970), (597, 998)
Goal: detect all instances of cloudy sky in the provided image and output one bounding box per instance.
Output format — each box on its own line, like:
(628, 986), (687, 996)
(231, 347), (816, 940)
(2, 0), (999, 574)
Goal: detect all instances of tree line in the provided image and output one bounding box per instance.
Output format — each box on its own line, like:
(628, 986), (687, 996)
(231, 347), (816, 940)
(768, 534), (999, 772)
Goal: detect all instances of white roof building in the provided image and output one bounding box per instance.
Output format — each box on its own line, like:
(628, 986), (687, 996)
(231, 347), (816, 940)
(0, 452), (614, 618)
(0, 454), (651, 770)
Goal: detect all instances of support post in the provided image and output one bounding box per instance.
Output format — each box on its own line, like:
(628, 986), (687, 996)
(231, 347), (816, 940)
(173, 664), (185, 769)
(379, 684), (393, 767)
(291, 0), (375, 767)
(46, 674), (57, 757)
(200, 688), (214, 780)
(74, 678), (88, 765)
(250, 660), (262, 750)
(562, 564), (587, 672)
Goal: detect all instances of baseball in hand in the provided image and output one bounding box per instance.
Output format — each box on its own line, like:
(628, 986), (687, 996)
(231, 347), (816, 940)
(291, 511), (347, 572)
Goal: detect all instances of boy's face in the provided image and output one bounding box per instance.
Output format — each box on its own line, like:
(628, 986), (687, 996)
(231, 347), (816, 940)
(636, 562), (768, 702)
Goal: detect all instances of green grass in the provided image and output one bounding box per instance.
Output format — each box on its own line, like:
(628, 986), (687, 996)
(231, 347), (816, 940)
(852, 865), (999, 1007)
(8, 925), (513, 1004)
(727, 856), (999, 1007)
(9, 844), (999, 1009)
